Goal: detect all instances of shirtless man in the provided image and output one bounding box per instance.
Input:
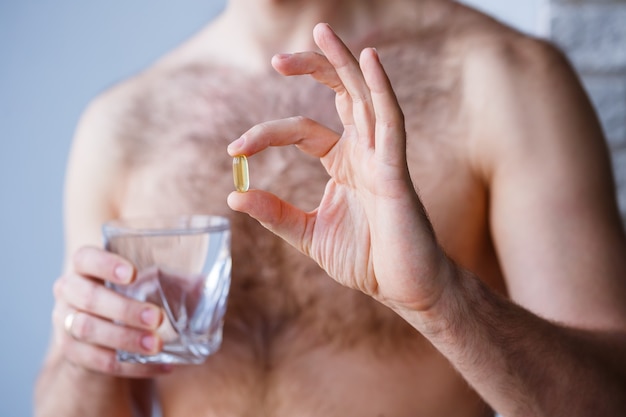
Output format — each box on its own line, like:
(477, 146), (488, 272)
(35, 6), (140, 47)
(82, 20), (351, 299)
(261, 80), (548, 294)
(35, 1), (626, 416)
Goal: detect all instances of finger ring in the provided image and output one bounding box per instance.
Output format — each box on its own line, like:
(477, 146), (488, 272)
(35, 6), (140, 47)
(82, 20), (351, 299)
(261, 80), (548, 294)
(64, 311), (78, 338)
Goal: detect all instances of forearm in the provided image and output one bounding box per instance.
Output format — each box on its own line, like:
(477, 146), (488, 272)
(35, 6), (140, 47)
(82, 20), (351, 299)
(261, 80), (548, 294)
(397, 266), (626, 417)
(35, 350), (134, 417)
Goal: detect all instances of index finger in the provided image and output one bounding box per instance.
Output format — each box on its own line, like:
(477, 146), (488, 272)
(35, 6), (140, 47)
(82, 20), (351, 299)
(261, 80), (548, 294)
(227, 116), (340, 158)
(73, 246), (135, 284)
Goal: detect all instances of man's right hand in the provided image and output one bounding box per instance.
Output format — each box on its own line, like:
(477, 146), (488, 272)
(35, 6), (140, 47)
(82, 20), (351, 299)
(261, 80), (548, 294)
(52, 246), (171, 377)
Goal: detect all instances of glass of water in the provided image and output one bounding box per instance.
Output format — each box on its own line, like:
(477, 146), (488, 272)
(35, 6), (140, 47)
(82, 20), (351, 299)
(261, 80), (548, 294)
(102, 215), (231, 365)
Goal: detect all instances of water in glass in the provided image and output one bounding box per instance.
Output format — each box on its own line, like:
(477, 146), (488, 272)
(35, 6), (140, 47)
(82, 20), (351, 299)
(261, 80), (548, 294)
(103, 215), (231, 364)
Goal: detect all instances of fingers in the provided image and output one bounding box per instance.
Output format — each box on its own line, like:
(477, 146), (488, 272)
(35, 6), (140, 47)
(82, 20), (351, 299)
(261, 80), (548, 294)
(62, 343), (170, 378)
(51, 296), (170, 377)
(51, 246), (169, 378)
(64, 245), (163, 333)
(272, 51), (355, 128)
(228, 116), (340, 158)
(55, 273), (163, 330)
(313, 23), (375, 139)
(227, 190), (313, 256)
(73, 246), (135, 285)
(272, 51), (344, 91)
(57, 320), (170, 378)
(273, 23), (375, 138)
(359, 47), (407, 166)
(53, 305), (161, 356)
(268, 24), (405, 163)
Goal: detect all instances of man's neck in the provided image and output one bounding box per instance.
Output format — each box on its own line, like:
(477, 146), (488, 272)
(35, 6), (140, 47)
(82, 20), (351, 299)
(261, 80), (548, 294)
(162, 0), (449, 72)
(223, 0), (380, 53)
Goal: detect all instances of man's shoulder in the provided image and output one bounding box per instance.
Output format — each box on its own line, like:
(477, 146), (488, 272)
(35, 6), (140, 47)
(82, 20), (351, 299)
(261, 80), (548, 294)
(70, 69), (167, 167)
(460, 26), (578, 124)
(449, 8), (571, 89)
(80, 72), (150, 132)
(389, 1), (573, 86)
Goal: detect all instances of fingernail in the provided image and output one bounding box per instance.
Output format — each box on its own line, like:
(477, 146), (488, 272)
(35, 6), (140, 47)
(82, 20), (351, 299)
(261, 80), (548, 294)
(274, 53), (292, 60)
(228, 137), (245, 154)
(141, 334), (157, 352)
(114, 264), (133, 283)
(141, 308), (161, 328)
(371, 47), (381, 62)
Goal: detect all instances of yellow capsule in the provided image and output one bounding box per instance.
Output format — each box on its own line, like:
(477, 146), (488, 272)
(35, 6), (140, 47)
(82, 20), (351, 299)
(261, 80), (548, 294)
(233, 155), (250, 192)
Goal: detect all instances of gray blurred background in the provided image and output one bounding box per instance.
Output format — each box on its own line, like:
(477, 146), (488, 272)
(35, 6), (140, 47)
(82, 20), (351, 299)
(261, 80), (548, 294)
(1, 0), (624, 416)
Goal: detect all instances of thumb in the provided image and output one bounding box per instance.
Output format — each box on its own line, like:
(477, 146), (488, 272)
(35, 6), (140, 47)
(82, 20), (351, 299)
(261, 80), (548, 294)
(227, 190), (313, 255)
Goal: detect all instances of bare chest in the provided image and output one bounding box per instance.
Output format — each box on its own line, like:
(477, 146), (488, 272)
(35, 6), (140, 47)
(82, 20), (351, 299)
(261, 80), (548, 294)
(119, 44), (494, 415)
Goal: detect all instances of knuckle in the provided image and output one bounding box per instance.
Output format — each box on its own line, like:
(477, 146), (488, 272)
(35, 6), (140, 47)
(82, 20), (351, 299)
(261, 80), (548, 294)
(72, 246), (91, 267)
(291, 115), (309, 124)
(120, 300), (139, 326)
(52, 277), (64, 297)
(336, 89), (349, 100)
(73, 313), (94, 341)
(379, 112), (404, 130)
(249, 123), (264, 136)
(99, 353), (122, 375)
(351, 93), (367, 105)
(81, 282), (100, 311)
(122, 329), (145, 353)
(250, 122), (271, 139)
(292, 116), (314, 129)
(379, 119), (396, 130)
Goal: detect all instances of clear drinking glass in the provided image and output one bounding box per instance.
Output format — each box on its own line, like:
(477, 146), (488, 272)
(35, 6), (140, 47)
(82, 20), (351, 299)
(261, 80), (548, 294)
(102, 215), (231, 365)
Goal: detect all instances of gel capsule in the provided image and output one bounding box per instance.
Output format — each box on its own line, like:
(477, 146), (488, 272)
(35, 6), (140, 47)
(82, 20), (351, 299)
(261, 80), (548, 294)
(233, 155), (250, 192)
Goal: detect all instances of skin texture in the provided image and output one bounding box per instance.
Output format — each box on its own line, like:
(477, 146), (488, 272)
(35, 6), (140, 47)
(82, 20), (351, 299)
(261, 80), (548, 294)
(35, 1), (626, 416)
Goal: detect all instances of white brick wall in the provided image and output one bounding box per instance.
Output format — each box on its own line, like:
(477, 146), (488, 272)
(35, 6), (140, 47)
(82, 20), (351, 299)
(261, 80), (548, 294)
(546, 0), (626, 224)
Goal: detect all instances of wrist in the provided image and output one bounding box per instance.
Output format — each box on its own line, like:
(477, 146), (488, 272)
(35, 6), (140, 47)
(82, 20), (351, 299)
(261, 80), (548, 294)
(392, 257), (466, 338)
(36, 355), (123, 417)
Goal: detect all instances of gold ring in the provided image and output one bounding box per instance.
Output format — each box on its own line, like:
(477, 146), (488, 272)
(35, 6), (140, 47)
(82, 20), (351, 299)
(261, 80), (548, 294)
(64, 311), (78, 338)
